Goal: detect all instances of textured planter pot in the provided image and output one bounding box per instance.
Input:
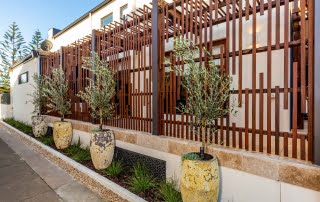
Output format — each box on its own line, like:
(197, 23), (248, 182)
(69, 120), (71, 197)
(180, 154), (219, 202)
(31, 115), (48, 137)
(90, 130), (115, 170)
(53, 121), (73, 149)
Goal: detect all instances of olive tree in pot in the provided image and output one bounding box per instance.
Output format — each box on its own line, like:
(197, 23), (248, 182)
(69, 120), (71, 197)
(168, 38), (236, 202)
(77, 52), (116, 170)
(43, 66), (72, 149)
(28, 74), (47, 137)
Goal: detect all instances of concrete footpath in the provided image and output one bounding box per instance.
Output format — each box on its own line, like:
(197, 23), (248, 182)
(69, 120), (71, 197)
(0, 125), (107, 202)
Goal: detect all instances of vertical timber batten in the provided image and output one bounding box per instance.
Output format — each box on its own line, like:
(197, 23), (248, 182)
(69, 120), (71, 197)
(314, 0), (320, 165)
(152, 0), (159, 135)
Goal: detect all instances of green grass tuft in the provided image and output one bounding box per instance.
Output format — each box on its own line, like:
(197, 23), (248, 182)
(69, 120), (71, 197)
(181, 152), (201, 161)
(3, 118), (33, 135)
(64, 139), (91, 162)
(104, 160), (124, 177)
(37, 135), (54, 146)
(127, 162), (156, 194)
(158, 179), (182, 202)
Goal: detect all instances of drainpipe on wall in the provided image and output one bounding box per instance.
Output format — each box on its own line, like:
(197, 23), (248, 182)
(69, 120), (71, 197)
(151, 0), (159, 135)
(89, 12), (92, 31)
(314, 0), (320, 165)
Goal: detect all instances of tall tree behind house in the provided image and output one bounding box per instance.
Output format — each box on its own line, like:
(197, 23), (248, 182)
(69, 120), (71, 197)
(28, 30), (43, 51)
(0, 22), (28, 92)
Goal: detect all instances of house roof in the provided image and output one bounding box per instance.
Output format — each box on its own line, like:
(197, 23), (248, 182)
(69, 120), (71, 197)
(10, 50), (50, 70)
(53, 0), (113, 39)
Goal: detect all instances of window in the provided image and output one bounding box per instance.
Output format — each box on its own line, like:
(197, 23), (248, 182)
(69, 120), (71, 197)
(120, 4), (129, 20)
(18, 72), (28, 85)
(101, 13), (113, 27)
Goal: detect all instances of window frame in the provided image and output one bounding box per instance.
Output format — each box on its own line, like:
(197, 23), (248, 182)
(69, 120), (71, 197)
(101, 13), (113, 27)
(18, 71), (29, 85)
(120, 4), (129, 20)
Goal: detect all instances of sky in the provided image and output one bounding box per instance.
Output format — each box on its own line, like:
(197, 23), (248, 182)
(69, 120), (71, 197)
(0, 0), (104, 45)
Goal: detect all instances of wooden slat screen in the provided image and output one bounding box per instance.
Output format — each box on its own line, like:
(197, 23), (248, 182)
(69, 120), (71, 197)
(41, 0), (315, 162)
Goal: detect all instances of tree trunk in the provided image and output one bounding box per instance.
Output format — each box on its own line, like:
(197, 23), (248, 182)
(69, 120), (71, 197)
(99, 109), (103, 131)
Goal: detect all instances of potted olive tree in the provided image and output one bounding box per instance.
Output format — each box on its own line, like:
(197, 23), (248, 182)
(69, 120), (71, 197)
(28, 73), (47, 137)
(77, 52), (116, 170)
(168, 38), (236, 202)
(43, 66), (72, 149)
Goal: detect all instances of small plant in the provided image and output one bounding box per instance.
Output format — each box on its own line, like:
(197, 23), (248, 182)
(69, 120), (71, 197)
(158, 179), (182, 202)
(4, 118), (33, 135)
(43, 66), (71, 121)
(38, 135), (54, 146)
(77, 52), (116, 131)
(28, 73), (46, 115)
(128, 162), (156, 194)
(167, 38), (236, 158)
(64, 139), (91, 162)
(181, 152), (201, 161)
(104, 160), (124, 177)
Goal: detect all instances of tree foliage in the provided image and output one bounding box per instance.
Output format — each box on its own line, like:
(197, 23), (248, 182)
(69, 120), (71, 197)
(28, 74), (46, 115)
(167, 38), (236, 149)
(43, 66), (71, 121)
(77, 52), (116, 130)
(0, 22), (27, 67)
(28, 29), (43, 51)
(0, 22), (27, 92)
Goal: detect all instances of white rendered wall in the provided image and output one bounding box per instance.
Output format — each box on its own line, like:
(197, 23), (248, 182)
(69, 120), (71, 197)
(0, 104), (12, 120)
(63, 127), (320, 202)
(51, 0), (152, 51)
(10, 58), (38, 124)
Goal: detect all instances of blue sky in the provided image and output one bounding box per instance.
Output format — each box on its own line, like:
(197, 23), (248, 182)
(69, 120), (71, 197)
(0, 0), (103, 44)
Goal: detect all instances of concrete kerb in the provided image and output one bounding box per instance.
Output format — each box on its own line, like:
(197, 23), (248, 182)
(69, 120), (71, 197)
(0, 120), (146, 202)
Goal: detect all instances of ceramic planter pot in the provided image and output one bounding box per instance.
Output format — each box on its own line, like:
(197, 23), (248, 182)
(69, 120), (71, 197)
(31, 115), (48, 137)
(53, 121), (73, 149)
(180, 154), (219, 202)
(90, 130), (115, 170)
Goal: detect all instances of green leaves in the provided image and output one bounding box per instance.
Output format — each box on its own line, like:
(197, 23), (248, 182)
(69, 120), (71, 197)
(104, 160), (124, 177)
(158, 179), (182, 202)
(77, 52), (116, 129)
(28, 74), (46, 115)
(28, 29), (43, 51)
(169, 38), (236, 146)
(0, 22), (27, 68)
(0, 22), (28, 92)
(43, 66), (71, 121)
(128, 162), (156, 194)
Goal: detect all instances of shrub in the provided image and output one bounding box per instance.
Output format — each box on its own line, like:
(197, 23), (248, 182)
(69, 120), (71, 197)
(77, 52), (116, 131)
(37, 135), (54, 146)
(4, 118), (33, 135)
(167, 38), (236, 156)
(181, 152), (201, 161)
(27, 73), (46, 115)
(104, 160), (124, 177)
(128, 162), (156, 194)
(43, 66), (71, 121)
(64, 139), (91, 162)
(158, 179), (182, 202)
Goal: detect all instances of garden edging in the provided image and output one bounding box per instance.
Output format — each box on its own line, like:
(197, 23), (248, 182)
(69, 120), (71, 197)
(0, 120), (146, 202)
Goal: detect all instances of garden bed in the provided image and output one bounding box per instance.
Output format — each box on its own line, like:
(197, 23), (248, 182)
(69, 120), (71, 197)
(3, 118), (182, 202)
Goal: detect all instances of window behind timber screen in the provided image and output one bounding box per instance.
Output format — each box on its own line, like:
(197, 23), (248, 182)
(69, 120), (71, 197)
(120, 4), (129, 20)
(101, 13), (113, 27)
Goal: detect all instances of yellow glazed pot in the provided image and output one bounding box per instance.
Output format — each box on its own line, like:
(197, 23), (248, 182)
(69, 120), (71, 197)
(180, 154), (219, 202)
(53, 121), (73, 149)
(90, 130), (115, 170)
